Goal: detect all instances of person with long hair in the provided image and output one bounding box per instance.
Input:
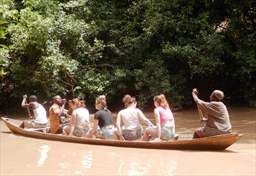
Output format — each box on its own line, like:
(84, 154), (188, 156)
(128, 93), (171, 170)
(63, 98), (90, 137)
(86, 95), (117, 139)
(116, 94), (153, 140)
(143, 94), (177, 141)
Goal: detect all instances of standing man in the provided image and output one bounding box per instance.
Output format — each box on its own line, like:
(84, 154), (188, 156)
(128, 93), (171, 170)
(48, 95), (66, 134)
(192, 88), (232, 138)
(21, 95), (48, 128)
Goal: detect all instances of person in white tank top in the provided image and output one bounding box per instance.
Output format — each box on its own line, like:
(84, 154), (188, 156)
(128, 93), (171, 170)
(21, 95), (48, 128)
(33, 103), (48, 124)
(63, 98), (90, 137)
(118, 107), (145, 129)
(116, 95), (153, 140)
(73, 107), (89, 128)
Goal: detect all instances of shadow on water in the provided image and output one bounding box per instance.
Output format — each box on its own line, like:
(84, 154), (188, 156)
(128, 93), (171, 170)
(1, 131), (12, 134)
(180, 149), (239, 153)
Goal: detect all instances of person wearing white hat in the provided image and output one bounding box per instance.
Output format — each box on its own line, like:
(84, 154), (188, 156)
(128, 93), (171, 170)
(192, 88), (232, 138)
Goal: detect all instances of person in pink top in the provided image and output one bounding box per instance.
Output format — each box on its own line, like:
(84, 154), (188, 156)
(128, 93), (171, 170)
(143, 94), (177, 141)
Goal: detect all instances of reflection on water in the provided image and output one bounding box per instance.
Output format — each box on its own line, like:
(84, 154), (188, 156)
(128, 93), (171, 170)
(52, 149), (94, 175)
(118, 158), (148, 176)
(0, 108), (256, 175)
(81, 150), (93, 169)
(126, 161), (147, 176)
(165, 160), (177, 176)
(118, 158), (177, 176)
(37, 144), (50, 167)
(57, 162), (72, 175)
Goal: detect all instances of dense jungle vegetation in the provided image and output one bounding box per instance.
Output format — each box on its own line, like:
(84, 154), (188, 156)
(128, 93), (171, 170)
(0, 0), (255, 111)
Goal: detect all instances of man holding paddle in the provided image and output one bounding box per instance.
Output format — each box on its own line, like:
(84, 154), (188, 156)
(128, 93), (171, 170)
(21, 95), (48, 128)
(192, 88), (232, 138)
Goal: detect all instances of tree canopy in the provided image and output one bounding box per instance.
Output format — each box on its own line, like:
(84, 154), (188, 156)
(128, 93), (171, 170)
(0, 0), (255, 110)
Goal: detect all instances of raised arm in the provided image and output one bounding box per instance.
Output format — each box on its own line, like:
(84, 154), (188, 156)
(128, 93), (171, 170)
(21, 95), (29, 108)
(192, 88), (200, 103)
(21, 94), (34, 118)
(192, 88), (208, 121)
(51, 104), (61, 116)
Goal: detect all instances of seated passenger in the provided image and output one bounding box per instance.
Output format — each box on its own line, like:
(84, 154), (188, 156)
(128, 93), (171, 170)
(48, 95), (66, 134)
(116, 94), (153, 140)
(143, 94), (177, 141)
(63, 98), (90, 137)
(86, 95), (117, 139)
(192, 88), (232, 138)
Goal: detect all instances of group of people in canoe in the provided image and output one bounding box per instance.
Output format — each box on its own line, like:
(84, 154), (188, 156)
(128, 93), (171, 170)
(21, 88), (232, 141)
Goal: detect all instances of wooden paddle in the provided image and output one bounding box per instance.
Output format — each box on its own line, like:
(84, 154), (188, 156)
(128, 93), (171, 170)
(193, 88), (207, 123)
(60, 99), (67, 113)
(59, 99), (70, 123)
(60, 99), (67, 115)
(197, 104), (203, 120)
(197, 104), (207, 123)
(26, 106), (33, 119)
(23, 94), (33, 119)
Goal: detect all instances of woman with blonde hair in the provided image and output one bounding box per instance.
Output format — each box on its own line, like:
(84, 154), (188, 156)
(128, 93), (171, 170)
(86, 95), (117, 139)
(63, 98), (90, 137)
(116, 94), (153, 140)
(143, 94), (177, 141)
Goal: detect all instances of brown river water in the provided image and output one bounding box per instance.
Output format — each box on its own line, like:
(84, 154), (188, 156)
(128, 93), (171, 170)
(0, 108), (255, 176)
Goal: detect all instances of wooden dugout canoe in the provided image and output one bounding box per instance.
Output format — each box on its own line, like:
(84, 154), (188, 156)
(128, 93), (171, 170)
(1, 117), (242, 151)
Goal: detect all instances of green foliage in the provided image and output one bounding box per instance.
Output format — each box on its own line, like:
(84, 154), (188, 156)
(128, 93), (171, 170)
(134, 59), (171, 106)
(0, 0), (255, 109)
(0, 48), (9, 77)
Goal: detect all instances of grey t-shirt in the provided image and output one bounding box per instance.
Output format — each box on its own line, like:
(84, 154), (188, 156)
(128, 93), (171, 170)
(94, 109), (114, 128)
(197, 100), (232, 132)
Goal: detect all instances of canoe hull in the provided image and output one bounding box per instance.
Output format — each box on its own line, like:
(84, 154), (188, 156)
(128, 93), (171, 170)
(1, 117), (242, 150)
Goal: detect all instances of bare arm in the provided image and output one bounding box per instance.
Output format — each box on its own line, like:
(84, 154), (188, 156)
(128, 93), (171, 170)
(21, 95), (34, 118)
(52, 105), (61, 116)
(86, 119), (99, 138)
(116, 112), (124, 140)
(60, 99), (67, 116)
(137, 109), (153, 126)
(21, 95), (29, 108)
(69, 111), (77, 136)
(154, 109), (161, 139)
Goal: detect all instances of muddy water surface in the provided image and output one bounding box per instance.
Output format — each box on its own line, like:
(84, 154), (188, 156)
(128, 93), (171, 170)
(1, 108), (255, 176)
